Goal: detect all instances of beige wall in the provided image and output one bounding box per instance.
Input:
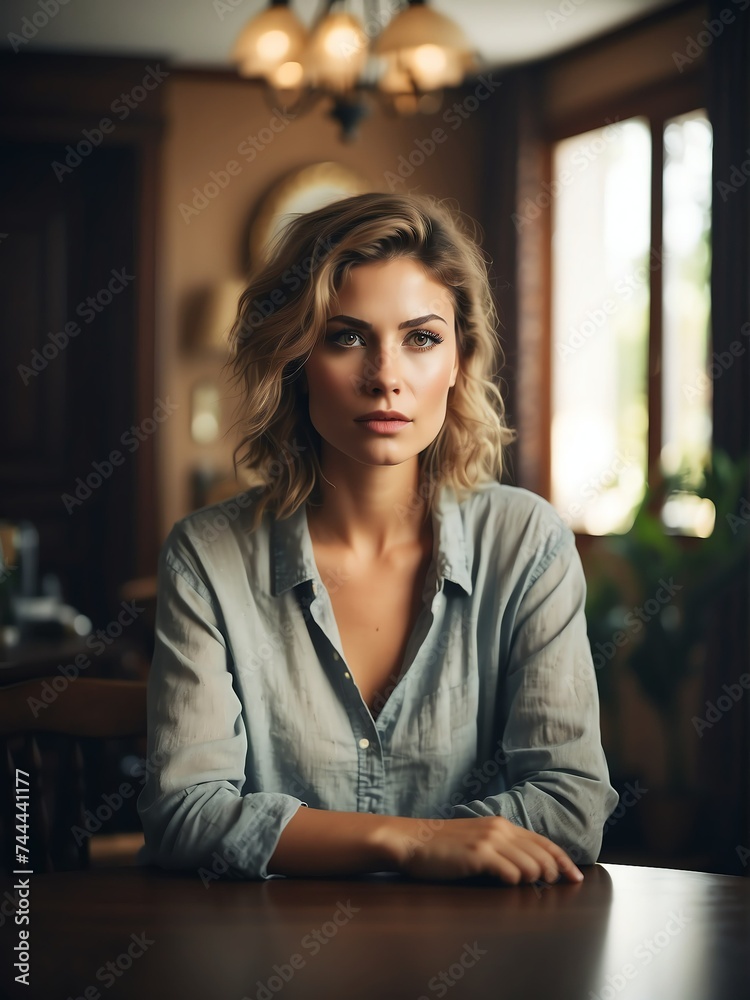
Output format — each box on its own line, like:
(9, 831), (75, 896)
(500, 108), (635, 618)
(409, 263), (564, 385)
(156, 73), (488, 541)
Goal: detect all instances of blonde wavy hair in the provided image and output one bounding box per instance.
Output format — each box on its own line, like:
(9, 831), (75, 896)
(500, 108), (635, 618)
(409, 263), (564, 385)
(226, 191), (515, 532)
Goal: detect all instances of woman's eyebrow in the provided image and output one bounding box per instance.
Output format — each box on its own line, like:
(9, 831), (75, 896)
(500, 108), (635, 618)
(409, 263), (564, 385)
(326, 313), (447, 329)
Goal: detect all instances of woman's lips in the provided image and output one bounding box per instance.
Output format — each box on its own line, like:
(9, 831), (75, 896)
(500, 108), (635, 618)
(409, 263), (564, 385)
(356, 419), (411, 434)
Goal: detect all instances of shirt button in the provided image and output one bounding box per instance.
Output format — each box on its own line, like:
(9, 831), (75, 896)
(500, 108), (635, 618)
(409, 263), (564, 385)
(343, 672), (350, 679)
(332, 651), (340, 661)
(358, 738), (370, 750)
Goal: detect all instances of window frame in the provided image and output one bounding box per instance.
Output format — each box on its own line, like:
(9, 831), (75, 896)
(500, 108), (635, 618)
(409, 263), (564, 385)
(539, 73), (709, 540)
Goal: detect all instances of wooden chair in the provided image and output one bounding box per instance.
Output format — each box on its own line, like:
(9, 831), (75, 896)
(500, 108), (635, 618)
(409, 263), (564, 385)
(118, 575), (158, 675)
(0, 677), (147, 873)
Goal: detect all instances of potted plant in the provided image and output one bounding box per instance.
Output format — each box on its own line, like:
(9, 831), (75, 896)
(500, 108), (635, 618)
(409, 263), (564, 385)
(584, 450), (750, 854)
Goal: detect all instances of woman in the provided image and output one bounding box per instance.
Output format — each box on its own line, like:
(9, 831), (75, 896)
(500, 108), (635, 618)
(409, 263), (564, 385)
(137, 192), (619, 885)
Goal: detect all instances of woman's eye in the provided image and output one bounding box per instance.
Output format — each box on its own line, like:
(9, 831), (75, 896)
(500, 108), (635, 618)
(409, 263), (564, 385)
(410, 330), (443, 350)
(327, 329), (443, 351)
(327, 330), (362, 347)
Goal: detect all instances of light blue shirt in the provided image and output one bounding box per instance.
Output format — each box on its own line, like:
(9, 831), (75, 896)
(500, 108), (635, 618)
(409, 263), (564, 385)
(137, 482), (619, 880)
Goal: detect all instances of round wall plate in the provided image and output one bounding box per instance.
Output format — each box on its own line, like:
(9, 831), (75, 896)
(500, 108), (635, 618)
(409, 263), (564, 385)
(249, 161), (371, 266)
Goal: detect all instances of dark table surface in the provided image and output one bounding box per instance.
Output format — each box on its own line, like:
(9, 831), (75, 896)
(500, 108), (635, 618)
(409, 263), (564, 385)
(1, 862), (749, 1000)
(0, 635), (127, 685)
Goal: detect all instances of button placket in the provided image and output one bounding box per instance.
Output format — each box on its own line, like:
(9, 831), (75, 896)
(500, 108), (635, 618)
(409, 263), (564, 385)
(355, 733), (383, 814)
(308, 576), (383, 800)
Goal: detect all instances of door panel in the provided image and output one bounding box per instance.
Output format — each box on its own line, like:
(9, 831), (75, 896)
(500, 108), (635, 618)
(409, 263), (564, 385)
(0, 140), (140, 626)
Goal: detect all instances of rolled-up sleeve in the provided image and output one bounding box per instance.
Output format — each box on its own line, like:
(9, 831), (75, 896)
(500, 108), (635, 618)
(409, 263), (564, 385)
(136, 527), (307, 880)
(449, 525), (619, 865)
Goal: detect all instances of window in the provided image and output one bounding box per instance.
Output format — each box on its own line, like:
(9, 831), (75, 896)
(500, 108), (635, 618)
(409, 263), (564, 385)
(549, 108), (713, 536)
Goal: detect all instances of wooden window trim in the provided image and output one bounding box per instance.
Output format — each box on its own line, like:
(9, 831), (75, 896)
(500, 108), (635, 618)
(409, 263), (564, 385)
(535, 71), (708, 544)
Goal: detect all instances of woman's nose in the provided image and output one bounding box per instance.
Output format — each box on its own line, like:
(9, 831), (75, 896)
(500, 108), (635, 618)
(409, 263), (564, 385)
(360, 342), (402, 394)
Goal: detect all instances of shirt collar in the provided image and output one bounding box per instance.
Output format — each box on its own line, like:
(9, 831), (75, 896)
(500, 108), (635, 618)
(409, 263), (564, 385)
(271, 484), (472, 597)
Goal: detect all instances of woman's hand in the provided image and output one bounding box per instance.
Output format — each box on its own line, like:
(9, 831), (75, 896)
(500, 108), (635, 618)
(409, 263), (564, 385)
(388, 816), (584, 885)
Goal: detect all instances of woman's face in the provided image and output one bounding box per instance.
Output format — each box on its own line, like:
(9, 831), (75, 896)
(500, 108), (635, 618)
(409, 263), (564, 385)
(303, 257), (460, 468)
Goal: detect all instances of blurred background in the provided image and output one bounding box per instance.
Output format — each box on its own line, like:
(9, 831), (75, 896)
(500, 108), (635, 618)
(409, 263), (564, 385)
(0, 0), (748, 877)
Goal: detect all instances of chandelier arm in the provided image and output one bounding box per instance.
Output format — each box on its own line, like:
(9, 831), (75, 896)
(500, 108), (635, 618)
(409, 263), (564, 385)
(257, 79), (323, 119)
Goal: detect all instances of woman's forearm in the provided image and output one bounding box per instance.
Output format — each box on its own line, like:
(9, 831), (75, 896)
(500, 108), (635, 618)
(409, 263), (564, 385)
(266, 806), (416, 877)
(267, 807), (588, 883)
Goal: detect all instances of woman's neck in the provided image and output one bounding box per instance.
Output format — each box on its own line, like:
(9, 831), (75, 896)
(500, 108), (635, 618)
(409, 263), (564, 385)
(307, 454), (431, 559)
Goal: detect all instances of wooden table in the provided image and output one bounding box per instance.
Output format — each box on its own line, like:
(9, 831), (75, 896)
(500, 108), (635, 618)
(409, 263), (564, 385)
(0, 635), (133, 686)
(1, 863), (748, 1000)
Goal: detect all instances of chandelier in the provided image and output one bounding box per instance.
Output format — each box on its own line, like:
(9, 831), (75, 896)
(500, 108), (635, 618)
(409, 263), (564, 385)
(230, 0), (478, 139)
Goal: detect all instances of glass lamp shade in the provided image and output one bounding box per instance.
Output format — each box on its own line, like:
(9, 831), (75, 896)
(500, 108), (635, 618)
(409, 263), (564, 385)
(267, 60), (305, 90)
(377, 58), (444, 115)
(377, 49), (463, 94)
(232, 3), (308, 79)
(378, 54), (414, 94)
(303, 11), (369, 93)
(373, 2), (475, 90)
